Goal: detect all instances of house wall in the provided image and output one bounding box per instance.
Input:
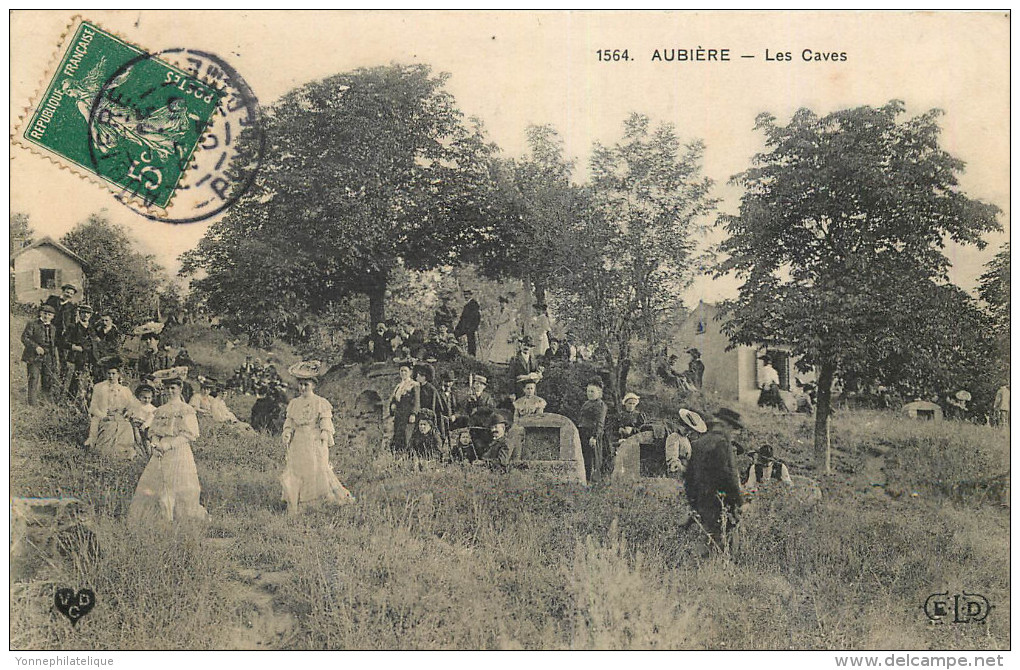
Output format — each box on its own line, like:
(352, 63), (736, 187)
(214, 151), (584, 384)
(672, 302), (760, 404)
(672, 302), (812, 406)
(12, 246), (85, 305)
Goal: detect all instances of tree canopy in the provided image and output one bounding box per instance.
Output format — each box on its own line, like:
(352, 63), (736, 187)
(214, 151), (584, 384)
(978, 242), (1010, 380)
(979, 242), (1010, 332)
(180, 64), (498, 333)
(718, 101), (1001, 470)
(554, 113), (717, 398)
(472, 124), (582, 304)
(11, 212), (33, 252)
(61, 213), (170, 326)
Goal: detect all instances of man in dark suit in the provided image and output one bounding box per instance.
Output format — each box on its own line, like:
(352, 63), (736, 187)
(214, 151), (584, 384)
(439, 370), (462, 434)
(454, 289), (482, 357)
(43, 282), (81, 367)
(91, 311), (122, 362)
(686, 348), (705, 389)
(59, 303), (96, 398)
(366, 322), (393, 363)
(465, 374), (496, 452)
(683, 407), (746, 554)
(433, 293), (458, 333)
(21, 304), (59, 405)
(508, 336), (540, 391)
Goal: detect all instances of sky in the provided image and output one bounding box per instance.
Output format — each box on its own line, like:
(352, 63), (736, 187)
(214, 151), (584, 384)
(10, 10), (1010, 304)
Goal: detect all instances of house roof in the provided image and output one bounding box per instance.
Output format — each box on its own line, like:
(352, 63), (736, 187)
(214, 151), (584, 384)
(11, 236), (88, 270)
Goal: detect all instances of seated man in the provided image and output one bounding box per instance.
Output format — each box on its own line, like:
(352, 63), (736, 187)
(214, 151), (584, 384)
(477, 413), (522, 473)
(251, 381), (289, 435)
(427, 323), (462, 360)
(742, 444), (793, 491)
(541, 338), (565, 367)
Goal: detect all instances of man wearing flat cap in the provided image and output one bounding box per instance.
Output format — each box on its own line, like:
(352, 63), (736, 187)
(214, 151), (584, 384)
(21, 304), (59, 405)
(43, 282), (82, 360)
(465, 374), (497, 452)
(60, 303), (97, 398)
(683, 407), (746, 553)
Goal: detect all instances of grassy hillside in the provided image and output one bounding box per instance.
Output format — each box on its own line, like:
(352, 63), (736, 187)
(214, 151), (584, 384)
(9, 317), (1010, 650)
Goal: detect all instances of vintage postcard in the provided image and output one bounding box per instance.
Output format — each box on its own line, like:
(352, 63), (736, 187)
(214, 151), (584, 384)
(8, 10), (1010, 662)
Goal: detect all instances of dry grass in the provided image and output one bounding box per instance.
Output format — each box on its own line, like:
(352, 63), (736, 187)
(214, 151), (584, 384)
(9, 316), (1010, 650)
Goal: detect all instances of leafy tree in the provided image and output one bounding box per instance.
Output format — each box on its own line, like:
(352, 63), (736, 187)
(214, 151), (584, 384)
(473, 125), (582, 304)
(979, 243), (1010, 333)
(718, 102), (1001, 471)
(977, 242), (1010, 390)
(837, 278), (1000, 410)
(181, 64), (497, 333)
(61, 213), (168, 327)
(10, 212), (33, 251)
(555, 113), (716, 400)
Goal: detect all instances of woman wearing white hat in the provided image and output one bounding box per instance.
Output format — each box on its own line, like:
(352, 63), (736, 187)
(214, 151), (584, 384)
(615, 393), (647, 441)
(280, 361), (354, 514)
(665, 408), (707, 475)
(128, 374), (208, 522)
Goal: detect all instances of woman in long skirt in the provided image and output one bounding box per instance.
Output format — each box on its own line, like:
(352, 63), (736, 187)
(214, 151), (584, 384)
(280, 361), (354, 514)
(85, 360), (139, 460)
(388, 362), (420, 454)
(129, 376), (208, 521)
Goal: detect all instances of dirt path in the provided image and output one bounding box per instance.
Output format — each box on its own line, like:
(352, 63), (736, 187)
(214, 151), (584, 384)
(203, 537), (297, 650)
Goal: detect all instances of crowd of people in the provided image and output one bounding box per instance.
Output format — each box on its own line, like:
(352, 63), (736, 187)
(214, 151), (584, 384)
(16, 283), (840, 554)
(17, 282), (345, 521)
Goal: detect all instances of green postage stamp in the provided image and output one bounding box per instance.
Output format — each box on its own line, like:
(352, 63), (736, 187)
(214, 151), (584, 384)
(19, 20), (223, 209)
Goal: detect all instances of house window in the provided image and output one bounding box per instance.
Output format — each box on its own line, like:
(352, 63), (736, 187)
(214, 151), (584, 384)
(39, 269), (56, 289)
(695, 319), (706, 334)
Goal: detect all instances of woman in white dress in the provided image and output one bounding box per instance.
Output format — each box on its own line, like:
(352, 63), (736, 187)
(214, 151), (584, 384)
(85, 360), (139, 460)
(280, 361), (354, 514)
(129, 376), (208, 522)
(512, 374), (547, 422)
(191, 377), (251, 428)
(484, 298), (520, 365)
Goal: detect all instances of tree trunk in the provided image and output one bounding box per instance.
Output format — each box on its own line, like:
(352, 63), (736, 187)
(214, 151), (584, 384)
(367, 270), (389, 331)
(813, 361), (836, 473)
(618, 357), (631, 398)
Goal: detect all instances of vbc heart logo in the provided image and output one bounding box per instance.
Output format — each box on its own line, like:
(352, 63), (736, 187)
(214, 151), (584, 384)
(54, 587), (96, 625)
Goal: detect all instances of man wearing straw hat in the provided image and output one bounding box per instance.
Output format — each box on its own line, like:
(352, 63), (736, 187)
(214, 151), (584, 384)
(666, 408), (708, 475)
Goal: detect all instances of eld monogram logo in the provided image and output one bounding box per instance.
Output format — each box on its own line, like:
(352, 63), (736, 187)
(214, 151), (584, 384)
(924, 592), (991, 623)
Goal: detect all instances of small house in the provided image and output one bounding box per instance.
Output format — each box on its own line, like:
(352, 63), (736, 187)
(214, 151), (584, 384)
(11, 237), (87, 305)
(671, 301), (813, 406)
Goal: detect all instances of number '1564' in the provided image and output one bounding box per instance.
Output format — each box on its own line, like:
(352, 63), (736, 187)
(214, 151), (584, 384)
(596, 49), (630, 61)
